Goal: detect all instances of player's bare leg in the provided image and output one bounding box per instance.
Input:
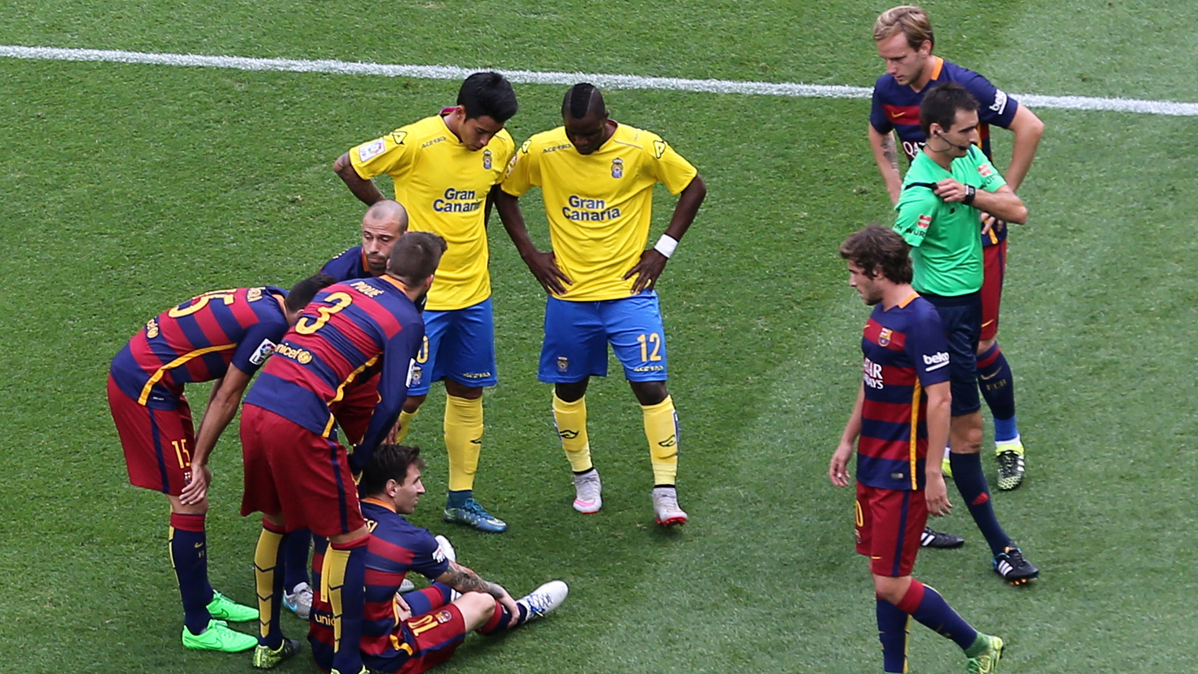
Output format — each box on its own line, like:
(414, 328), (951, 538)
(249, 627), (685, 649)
(553, 379), (602, 513)
(168, 495), (258, 652)
(630, 380), (686, 526)
(442, 380), (506, 532)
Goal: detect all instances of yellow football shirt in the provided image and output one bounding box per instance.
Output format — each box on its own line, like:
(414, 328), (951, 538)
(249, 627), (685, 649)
(350, 114), (515, 311)
(501, 123), (697, 301)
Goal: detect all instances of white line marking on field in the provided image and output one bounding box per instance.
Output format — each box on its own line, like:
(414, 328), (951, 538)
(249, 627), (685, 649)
(4, 45), (1198, 116)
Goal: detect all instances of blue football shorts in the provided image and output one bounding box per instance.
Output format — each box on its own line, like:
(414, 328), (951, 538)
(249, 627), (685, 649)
(538, 292), (669, 383)
(921, 291), (982, 417)
(408, 298), (498, 395)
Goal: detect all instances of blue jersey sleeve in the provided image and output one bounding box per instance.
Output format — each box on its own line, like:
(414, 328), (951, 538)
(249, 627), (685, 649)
(320, 247), (366, 282)
(406, 527), (451, 581)
(903, 305), (951, 387)
(352, 319), (425, 469)
(957, 70), (1019, 128)
(870, 77), (894, 134)
(229, 317), (288, 376)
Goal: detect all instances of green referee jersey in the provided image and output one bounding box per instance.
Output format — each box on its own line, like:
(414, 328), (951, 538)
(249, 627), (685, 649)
(894, 146), (1007, 296)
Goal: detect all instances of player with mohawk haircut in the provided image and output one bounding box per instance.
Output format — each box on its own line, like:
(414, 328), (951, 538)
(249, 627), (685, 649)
(497, 83), (706, 527)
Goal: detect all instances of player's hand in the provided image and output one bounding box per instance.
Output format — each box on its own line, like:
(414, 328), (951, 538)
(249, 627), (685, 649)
(624, 249), (668, 293)
(924, 473), (953, 517)
(521, 250), (571, 296)
(979, 212), (1005, 236)
(179, 464), (212, 505)
(495, 587), (521, 627)
(385, 418), (402, 445)
(933, 178), (968, 203)
(829, 444), (853, 487)
(393, 591), (412, 621)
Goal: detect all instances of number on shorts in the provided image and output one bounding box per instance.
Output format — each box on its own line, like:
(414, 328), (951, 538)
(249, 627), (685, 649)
(637, 332), (663, 362)
(415, 335), (430, 364)
(167, 290), (237, 318)
(408, 613), (440, 636)
(171, 438), (192, 469)
(294, 292), (353, 335)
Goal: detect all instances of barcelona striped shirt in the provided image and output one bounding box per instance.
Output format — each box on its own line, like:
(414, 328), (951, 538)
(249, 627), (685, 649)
(320, 245), (375, 282)
(243, 276), (424, 464)
(109, 286), (289, 408)
(857, 294), (951, 491)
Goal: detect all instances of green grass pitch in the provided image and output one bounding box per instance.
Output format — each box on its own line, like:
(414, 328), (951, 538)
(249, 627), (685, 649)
(2, 1), (1198, 672)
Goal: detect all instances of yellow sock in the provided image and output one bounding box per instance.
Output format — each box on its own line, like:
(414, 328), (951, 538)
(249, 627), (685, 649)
(323, 546), (348, 654)
(643, 395), (679, 485)
(444, 395), (483, 492)
(393, 409), (418, 445)
(253, 525), (284, 640)
(553, 393), (593, 472)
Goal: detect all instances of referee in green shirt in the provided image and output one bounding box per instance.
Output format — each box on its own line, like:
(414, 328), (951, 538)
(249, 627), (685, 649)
(893, 81), (1038, 585)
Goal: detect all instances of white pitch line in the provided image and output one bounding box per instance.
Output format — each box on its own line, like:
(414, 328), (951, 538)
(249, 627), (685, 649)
(4, 44), (1198, 117)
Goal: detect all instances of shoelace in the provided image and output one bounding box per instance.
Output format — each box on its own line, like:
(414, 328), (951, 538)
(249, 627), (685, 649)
(522, 591), (555, 615)
(1004, 548), (1026, 568)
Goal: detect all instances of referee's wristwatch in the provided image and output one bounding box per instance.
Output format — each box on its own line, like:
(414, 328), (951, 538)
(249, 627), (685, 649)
(963, 185), (977, 205)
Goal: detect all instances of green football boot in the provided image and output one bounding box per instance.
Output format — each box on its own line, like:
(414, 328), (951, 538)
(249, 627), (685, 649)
(181, 619), (257, 652)
(966, 634), (1004, 674)
(207, 590), (259, 622)
(995, 438), (1026, 491)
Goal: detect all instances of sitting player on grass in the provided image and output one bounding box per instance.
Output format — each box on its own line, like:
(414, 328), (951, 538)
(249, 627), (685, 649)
(307, 444), (568, 674)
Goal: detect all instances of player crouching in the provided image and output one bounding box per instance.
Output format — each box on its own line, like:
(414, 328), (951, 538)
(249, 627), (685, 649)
(307, 444), (568, 674)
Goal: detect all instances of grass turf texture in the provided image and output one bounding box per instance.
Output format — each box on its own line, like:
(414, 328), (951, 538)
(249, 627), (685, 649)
(2, 1), (1198, 672)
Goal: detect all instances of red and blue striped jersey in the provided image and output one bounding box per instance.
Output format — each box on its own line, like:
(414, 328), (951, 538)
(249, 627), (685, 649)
(857, 294), (950, 491)
(309, 498), (451, 672)
(320, 245), (375, 282)
(243, 276), (424, 462)
(870, 57), (1020, 245)
(109, 287), (289, 408)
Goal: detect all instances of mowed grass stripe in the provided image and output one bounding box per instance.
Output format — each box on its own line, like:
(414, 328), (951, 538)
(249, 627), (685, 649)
(4, 44), (1198, 116)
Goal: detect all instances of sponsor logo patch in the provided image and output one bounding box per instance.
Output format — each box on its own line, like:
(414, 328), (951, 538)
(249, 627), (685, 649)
(917, 214), (932, 230)
(990, 89), (1009, 115)
(923, 351), (950, 371)
(248, 338), (277, 366)
(358, 139), (386, 163)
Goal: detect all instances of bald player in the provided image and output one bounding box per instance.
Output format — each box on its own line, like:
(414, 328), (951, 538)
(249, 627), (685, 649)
(322, 200), (410, 281)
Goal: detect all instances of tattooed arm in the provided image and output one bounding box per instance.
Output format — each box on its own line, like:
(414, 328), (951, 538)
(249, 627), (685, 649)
(868, 125), (904, 206)
(434, 560), (522, 627)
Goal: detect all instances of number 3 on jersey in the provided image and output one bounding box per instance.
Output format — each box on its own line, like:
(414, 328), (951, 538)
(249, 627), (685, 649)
(295, 292), (353, 335)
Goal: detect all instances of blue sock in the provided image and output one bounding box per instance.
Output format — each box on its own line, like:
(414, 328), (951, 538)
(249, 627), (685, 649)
(447, 489), (472, 508)
(896, 581), (978, 651)
(876, 597), (910, 673)
(170, 512), (213, 635)
(977, 343), (1018, 440)
(400, 582), (455, 616)
(282, 528), (312, 593)
(949, 452), (1011, 555)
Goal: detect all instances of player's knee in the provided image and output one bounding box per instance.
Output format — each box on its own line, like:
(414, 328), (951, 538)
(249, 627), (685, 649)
(457, 592), (495, 617)
(555, 380), (588, 403)
(872, 575), (907, 604)
(630, 380), (668, 406)
(403, 394), (428, 413)
(444, 380), (482, 400)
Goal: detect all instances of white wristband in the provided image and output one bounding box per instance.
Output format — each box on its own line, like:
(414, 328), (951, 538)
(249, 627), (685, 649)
(654, 234), (679, 259)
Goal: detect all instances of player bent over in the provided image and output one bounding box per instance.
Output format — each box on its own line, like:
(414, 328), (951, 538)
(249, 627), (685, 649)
(497, 83), (706, 526)
(280, 200), (413, 622)
(107, 274), (333, 651)
(308, 444), (568, 673)
(335, 73), (519, 533)
(240, 232), (445, 673)
(830, 226), (1003, 673)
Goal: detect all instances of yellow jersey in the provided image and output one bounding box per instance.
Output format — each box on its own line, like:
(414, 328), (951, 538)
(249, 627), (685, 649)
(350, 114), (515, 311)
(501, 123), (698, 302)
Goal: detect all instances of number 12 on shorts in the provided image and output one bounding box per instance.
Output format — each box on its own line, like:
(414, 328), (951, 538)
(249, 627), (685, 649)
(637, 333), (662, 362)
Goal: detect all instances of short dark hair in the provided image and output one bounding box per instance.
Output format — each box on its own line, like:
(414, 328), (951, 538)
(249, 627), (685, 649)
(458, 72), (518, 123)
(562, 83), (606, 119)
(387, 231), (448, 287)
(919, 81), (978, 136)
(285, 273), (336, 313)
(839, 224), (913, 284)
(360, 444), (426, 497)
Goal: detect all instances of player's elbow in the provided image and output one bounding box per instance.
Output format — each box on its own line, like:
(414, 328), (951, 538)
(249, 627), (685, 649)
(685, 174), (707, 202)
(333, 152), (352, 175)
(1007, 202), (1028, 225)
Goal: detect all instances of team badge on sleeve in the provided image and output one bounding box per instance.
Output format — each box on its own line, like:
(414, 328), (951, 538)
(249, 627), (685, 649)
(358, 139), (386, 163)
(249, 338), (278, 366)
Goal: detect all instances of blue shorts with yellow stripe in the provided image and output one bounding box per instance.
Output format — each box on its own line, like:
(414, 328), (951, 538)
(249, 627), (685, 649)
(538, 292), (668, 383)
